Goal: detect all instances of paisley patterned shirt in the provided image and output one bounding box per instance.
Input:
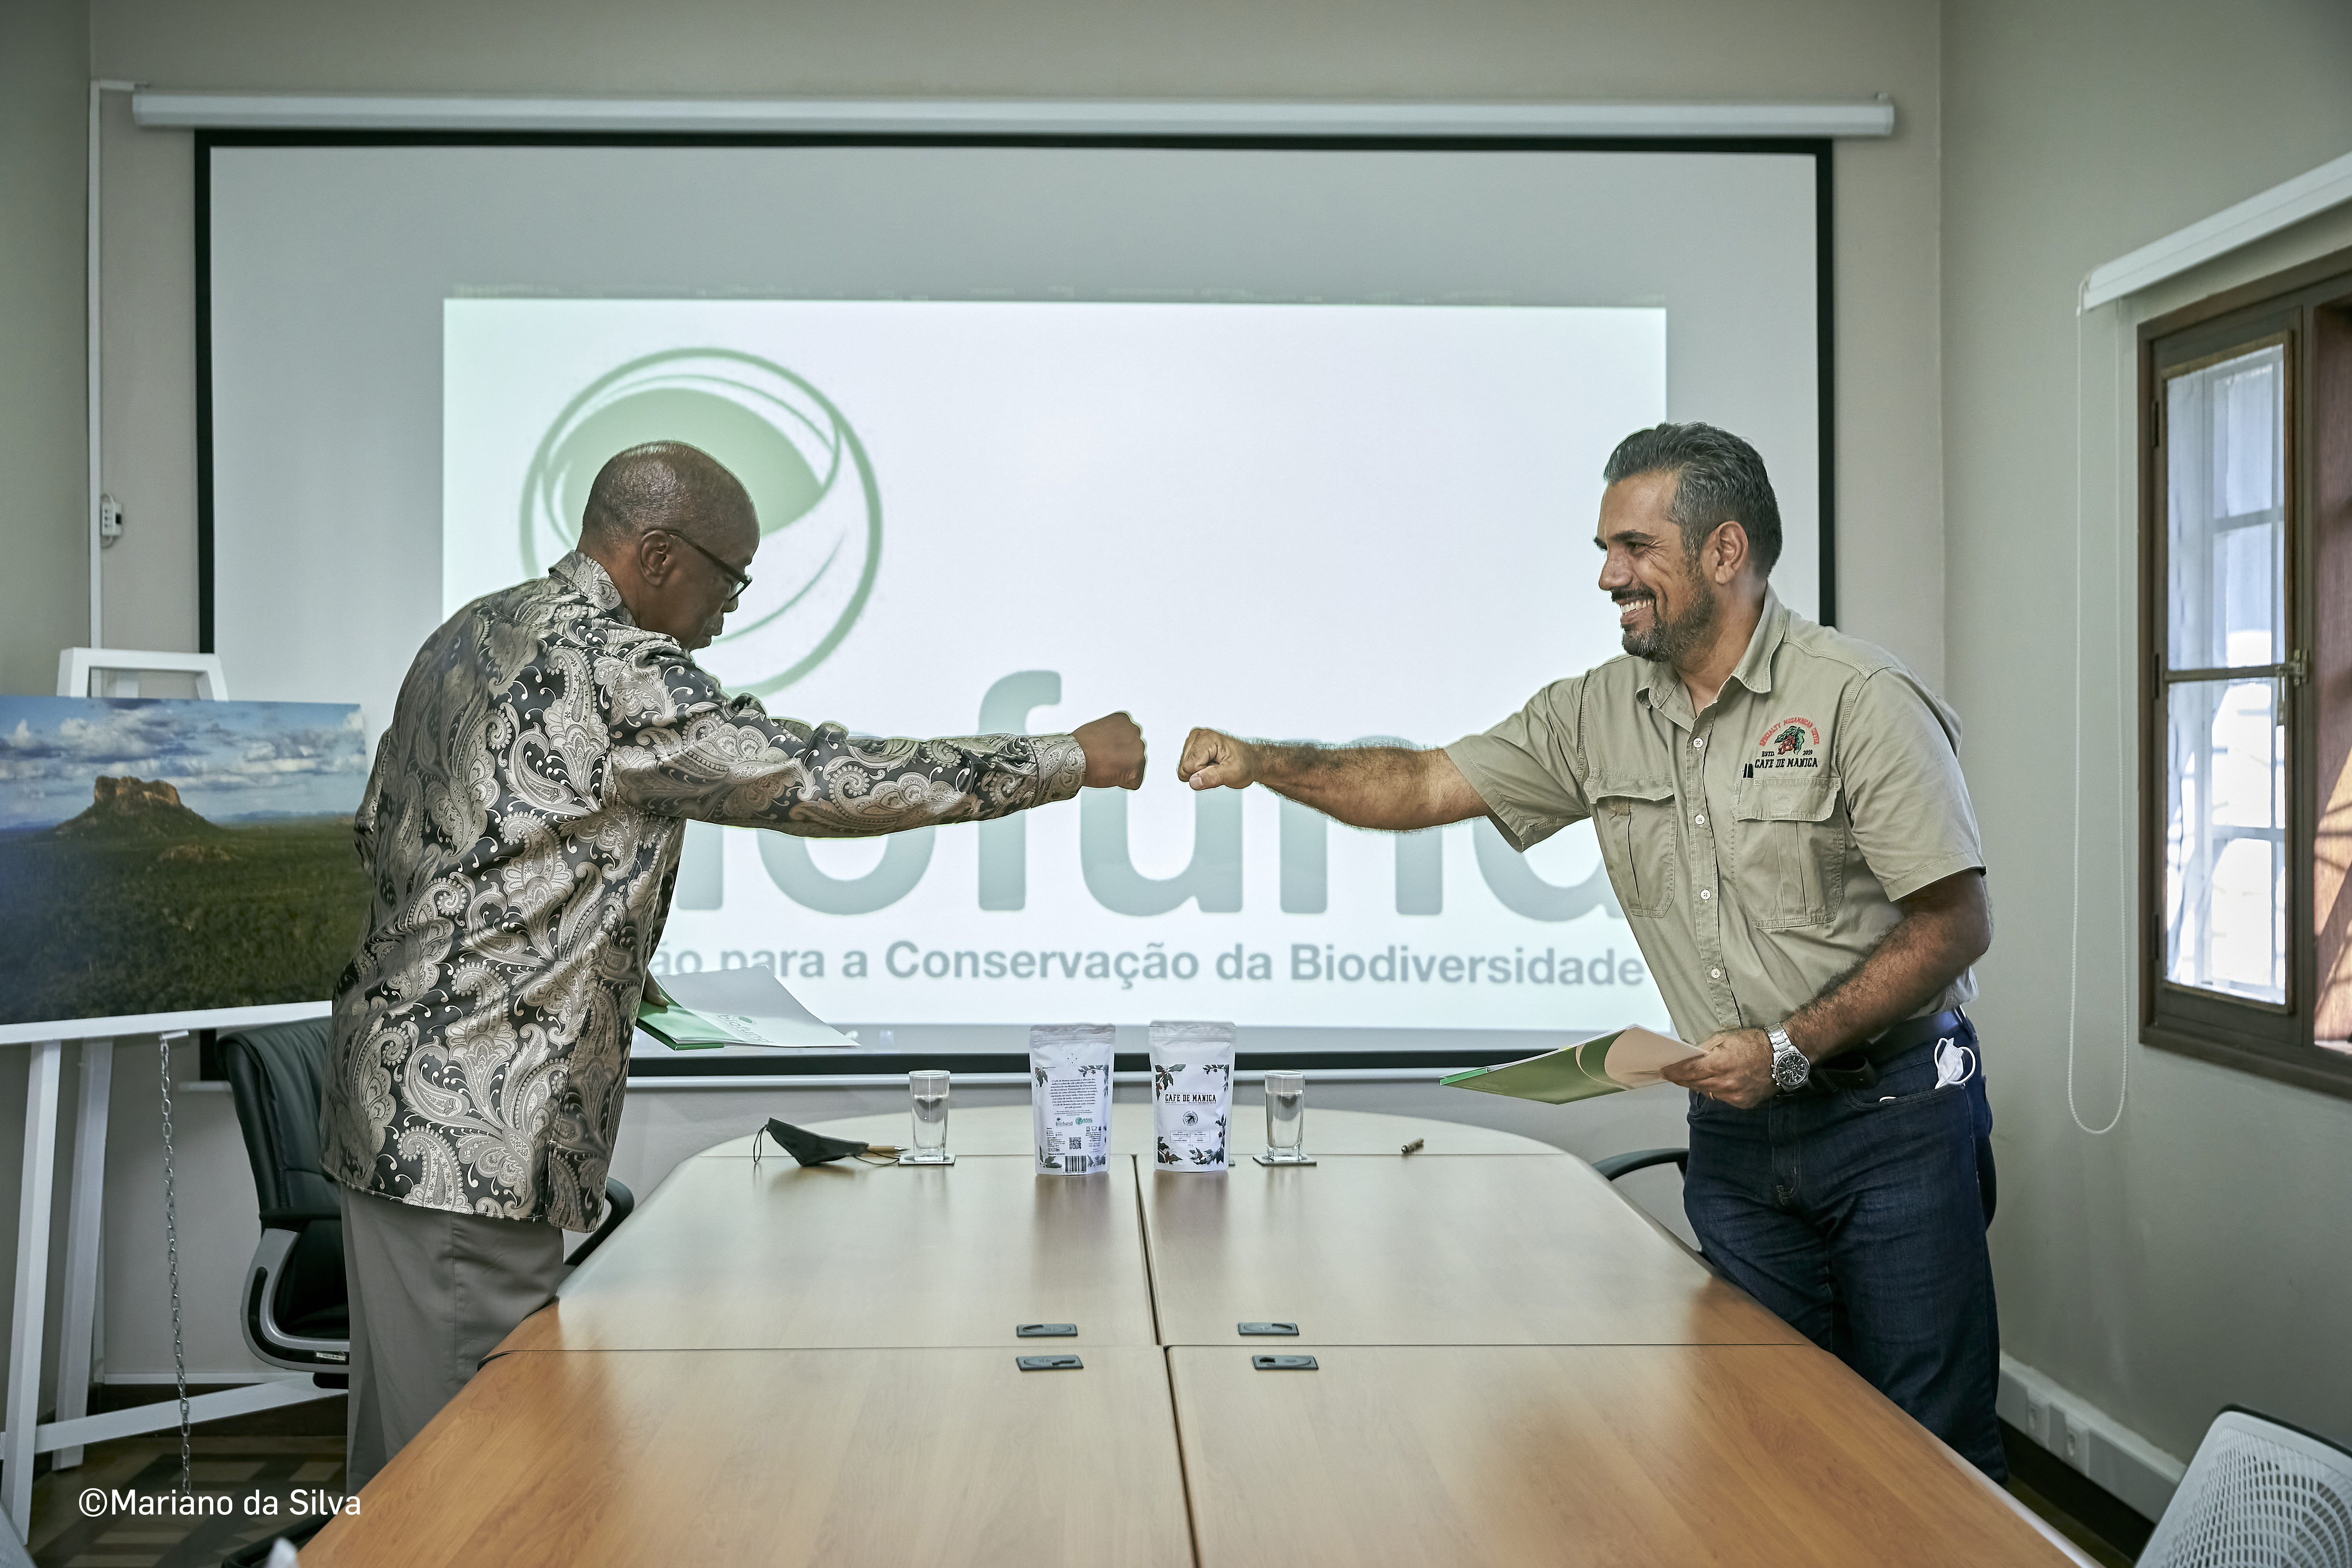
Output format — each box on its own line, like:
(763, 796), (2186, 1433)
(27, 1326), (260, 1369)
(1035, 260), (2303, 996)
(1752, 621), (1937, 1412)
(322, 552), (1085, 1228)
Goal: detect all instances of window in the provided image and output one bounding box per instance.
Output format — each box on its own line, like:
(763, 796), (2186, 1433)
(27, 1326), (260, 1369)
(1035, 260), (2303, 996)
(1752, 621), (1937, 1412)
(2140, 251), (2352, 1096)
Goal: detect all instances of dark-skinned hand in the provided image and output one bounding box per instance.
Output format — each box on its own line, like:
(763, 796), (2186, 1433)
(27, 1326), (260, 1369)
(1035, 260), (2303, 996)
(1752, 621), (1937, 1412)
(1074, 711), (1147, 790)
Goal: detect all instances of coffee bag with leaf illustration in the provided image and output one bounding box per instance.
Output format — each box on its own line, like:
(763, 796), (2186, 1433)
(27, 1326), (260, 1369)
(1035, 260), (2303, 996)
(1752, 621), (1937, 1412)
(1149, 1020), (1234, 1172)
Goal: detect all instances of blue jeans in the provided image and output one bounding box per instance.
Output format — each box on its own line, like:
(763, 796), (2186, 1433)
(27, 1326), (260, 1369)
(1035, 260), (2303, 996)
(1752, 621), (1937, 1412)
(1682, 1016), (2006, 1480)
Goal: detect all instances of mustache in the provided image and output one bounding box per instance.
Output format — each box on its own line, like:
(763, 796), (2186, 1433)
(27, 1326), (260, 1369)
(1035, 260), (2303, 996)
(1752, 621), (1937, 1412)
(1611, 589), (1656, 604)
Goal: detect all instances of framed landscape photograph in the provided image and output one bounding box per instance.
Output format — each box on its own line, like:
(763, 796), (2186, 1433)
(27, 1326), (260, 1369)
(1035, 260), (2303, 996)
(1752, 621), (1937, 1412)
(0, 696), (372, 1027)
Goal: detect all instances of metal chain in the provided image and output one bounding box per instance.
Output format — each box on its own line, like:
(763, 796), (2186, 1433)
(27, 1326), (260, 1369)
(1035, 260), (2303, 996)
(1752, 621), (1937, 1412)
(159, 1030), (191, 1492)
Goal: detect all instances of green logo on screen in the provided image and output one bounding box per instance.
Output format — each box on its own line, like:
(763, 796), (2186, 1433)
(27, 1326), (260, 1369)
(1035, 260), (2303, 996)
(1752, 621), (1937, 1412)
(518, 348), (882, 697)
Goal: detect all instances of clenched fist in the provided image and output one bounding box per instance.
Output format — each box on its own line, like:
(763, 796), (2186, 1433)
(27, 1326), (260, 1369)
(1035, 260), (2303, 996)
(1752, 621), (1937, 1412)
(1074, 711), (1147, 790)
(1179, 728), (1258, 790)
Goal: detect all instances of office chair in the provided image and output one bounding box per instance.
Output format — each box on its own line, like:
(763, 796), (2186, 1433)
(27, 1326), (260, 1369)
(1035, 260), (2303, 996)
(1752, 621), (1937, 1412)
(221, 1017), (635, 1382)
(2138, 1407), (2352, 1568)
(1591, 1147), (1688, 1182)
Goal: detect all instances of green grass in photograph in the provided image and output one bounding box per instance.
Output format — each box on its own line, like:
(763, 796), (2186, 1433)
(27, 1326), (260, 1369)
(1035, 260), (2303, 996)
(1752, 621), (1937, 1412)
(0, 813), (370, 1026)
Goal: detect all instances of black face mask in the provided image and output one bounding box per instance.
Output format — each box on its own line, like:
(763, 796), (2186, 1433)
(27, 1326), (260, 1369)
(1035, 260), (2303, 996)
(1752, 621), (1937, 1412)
(757, 1118), (875, 1167)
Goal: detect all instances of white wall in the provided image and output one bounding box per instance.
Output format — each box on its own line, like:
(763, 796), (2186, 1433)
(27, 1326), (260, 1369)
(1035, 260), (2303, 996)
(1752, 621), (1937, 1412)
(0, 0), (1946, 1410)
(1944, 0), (2352, 1468)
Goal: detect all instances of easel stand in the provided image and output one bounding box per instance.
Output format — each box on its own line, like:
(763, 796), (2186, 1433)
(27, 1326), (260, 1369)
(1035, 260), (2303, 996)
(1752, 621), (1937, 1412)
(2, 650), (335, 1545)
(2, 1017), (336, 1545)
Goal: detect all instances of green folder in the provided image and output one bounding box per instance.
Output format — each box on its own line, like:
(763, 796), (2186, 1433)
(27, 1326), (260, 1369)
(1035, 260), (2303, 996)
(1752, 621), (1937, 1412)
(634, 968), (859, 1050)
(1440, 1027), (1698, 1105)
(634, 1001), (744, 1050)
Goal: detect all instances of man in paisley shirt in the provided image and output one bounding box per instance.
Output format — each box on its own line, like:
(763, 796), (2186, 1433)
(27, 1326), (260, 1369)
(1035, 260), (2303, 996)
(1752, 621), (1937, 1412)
(323, 441), (1146, 1487)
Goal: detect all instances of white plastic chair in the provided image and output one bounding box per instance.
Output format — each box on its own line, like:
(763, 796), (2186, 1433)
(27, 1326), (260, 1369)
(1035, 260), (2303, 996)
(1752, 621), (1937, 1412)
(2140, 1408), (2352, 1568)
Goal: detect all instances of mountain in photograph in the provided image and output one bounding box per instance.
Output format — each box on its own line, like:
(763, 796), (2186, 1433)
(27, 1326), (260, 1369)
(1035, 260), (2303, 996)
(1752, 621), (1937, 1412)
(50, 776), (222, 841)
(0, 696), (373, 1027)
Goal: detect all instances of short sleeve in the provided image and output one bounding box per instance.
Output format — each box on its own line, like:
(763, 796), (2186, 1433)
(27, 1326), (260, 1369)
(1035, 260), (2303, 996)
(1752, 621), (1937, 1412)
(1444, 678), (1594, 852)
(1835, 670), (1984, 901)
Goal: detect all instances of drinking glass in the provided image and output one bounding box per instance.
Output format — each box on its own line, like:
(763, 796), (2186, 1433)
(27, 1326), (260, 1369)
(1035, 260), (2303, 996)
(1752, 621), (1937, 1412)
(906, 1070), (951, 1163)
(1263, 1070), (1307, 1162)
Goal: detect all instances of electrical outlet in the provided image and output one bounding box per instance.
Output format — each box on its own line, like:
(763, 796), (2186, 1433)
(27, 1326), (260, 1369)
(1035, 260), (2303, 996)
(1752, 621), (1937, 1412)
(2024, 1395), (2049, 1447)
(2062, 1410), (2089, 1470)
(99, 493), (125, 546)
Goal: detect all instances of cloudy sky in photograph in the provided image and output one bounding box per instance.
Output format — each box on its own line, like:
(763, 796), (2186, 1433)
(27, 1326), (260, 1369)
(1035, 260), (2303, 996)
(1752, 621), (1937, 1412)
(0, 698), (369, 829)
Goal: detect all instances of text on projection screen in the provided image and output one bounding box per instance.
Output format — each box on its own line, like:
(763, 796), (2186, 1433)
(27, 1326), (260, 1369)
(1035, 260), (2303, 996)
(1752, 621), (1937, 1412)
(444, 298), (1673, 1034)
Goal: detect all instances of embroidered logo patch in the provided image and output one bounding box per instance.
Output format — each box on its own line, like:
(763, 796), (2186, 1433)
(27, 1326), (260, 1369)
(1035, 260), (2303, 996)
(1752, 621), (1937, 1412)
(1750, 717), (1822, 773)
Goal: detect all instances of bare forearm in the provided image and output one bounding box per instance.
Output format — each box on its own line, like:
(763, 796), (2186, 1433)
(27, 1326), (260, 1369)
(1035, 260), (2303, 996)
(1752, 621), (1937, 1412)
(1783, 874), (1991, 1058)
(1179, 728), (1486, 831)
(1251, 744), (1451, 830)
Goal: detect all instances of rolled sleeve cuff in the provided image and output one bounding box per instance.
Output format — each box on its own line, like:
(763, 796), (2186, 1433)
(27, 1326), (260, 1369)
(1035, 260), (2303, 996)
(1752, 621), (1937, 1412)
(1442, 736), (1541, 852)
(1878, 850), (1986, 904)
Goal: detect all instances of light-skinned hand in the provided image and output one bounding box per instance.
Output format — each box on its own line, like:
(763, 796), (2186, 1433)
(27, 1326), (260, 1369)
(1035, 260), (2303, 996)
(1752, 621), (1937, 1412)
(1178, 727), (1256, 790)
(1661, 1027), (1777, 1108)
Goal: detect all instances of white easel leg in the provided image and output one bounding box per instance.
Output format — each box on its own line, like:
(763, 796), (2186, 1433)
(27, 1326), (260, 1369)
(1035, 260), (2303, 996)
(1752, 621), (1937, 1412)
(51, 1039), (113, 1470)
(4, 1041), (63, 1543)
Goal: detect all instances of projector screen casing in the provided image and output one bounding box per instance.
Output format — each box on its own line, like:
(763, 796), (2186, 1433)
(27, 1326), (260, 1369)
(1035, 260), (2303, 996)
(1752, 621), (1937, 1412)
(196, 131), (1835, 1075)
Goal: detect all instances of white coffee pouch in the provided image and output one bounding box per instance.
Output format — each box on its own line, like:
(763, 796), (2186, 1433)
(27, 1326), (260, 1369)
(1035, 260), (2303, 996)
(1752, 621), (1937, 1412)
(1149, 1020), (1236, 1172)
(1030, 1024), (1114, 1175)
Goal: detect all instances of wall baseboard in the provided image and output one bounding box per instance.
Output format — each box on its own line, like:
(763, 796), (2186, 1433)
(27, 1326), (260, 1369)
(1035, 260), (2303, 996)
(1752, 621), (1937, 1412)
(1998, 1354), (2186, 1524)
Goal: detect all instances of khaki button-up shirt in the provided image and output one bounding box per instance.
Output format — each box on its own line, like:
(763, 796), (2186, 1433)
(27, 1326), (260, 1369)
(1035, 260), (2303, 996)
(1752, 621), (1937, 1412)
(322, 552), (1085, 1228)
(1446, 591), (1982, 1044)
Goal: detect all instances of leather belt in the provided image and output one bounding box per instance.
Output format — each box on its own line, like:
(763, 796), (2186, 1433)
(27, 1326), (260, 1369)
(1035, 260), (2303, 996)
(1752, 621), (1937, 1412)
(1804, 1008), (1966, 1094)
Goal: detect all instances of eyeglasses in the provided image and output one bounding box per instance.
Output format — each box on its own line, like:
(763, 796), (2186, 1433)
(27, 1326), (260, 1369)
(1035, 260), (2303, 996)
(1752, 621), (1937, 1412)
(652, 529), (753, 598)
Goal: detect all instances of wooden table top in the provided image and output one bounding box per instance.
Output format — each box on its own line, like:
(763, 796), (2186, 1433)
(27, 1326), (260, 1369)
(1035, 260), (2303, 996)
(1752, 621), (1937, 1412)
(1170, 1344), (2085, 1567)
(501, 1153), (1157, 1351)
(304, 1348), (1193, 1568)
(319, 1107), (2081, 1567)
(693, 1102), (1563, 1158)
(1142, 1153), (1799, 1347)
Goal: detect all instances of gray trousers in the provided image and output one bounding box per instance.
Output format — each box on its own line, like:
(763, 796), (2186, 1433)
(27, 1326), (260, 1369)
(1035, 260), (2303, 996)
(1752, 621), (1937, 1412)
(338, 1186), (565, 1490)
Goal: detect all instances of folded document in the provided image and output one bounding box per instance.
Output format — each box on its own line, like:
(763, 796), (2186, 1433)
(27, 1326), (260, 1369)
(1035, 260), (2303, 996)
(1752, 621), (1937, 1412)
(1438, 1027), (1700, 1104)
(636, 968), (858, 1050)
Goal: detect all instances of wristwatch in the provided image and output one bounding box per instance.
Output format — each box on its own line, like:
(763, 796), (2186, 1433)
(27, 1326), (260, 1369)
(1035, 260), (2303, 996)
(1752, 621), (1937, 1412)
(1767, 1025), (1810, 1094)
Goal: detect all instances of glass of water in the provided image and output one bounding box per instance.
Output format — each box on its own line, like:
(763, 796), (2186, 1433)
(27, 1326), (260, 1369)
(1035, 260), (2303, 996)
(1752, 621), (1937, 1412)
(906, 1070), (952, 1164)
(1263, 1070), (1307, 1163)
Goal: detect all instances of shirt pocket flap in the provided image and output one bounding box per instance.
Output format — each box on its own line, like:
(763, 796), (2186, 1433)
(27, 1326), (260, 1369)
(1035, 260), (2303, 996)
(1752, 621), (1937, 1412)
(1594, 779), (1678, 809)
(1735, 776), (1842, 823)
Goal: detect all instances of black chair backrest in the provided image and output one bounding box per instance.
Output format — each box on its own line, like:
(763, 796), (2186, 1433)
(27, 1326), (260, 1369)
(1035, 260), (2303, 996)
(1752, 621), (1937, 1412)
(221, 1018), (342, 1227)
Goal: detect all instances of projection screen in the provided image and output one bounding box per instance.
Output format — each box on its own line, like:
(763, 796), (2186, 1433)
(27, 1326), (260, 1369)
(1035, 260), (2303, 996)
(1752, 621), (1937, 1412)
(200, 134), (1830, 1069)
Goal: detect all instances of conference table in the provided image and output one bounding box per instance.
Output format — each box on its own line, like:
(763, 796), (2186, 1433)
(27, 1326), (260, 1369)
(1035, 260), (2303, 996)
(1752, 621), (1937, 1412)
(303, 1104), (2089, 1566)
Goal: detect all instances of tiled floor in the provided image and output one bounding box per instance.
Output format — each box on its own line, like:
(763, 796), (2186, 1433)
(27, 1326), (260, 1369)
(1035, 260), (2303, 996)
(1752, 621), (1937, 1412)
(26, 1434), (345, 1568)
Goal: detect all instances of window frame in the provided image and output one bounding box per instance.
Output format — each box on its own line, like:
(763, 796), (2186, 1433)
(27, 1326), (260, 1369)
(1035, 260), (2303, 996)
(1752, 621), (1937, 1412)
(2138, 247), (2352, 1099)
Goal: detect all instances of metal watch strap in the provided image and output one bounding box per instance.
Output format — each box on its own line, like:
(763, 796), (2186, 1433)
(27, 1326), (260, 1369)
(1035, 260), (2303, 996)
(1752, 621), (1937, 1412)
(1768, 1025), (1809, 1093)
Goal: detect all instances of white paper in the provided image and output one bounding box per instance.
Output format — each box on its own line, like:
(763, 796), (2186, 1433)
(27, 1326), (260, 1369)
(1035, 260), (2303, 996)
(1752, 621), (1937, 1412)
(657, 968), (858, 1049)
(1598, 1026), (1704, 1087)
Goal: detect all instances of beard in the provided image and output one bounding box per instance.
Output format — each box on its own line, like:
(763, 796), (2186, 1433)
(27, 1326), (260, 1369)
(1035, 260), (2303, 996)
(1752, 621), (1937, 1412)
(1618, 567), (1718, 666)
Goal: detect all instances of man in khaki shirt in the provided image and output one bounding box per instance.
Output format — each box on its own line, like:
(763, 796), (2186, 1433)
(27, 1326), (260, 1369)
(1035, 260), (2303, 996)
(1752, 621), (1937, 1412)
(1179, 422), (2005, 1478)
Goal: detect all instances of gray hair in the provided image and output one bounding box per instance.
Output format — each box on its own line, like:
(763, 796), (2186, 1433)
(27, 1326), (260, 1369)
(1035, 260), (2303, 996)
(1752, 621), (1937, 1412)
(1601, 422), (1782, 576)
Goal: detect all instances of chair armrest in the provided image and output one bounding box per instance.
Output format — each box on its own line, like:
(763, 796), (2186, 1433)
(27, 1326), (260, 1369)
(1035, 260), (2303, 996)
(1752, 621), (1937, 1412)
(1590, 1147), (1689, 1182)
(565, 1178), (636, 1268)
(243, 1227), (351, 1371)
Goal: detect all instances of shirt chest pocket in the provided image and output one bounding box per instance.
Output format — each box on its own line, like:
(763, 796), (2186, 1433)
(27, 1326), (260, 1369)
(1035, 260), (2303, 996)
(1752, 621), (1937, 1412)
(1595, 783), (1679, 918)
(1732, 777), (1849, 930)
